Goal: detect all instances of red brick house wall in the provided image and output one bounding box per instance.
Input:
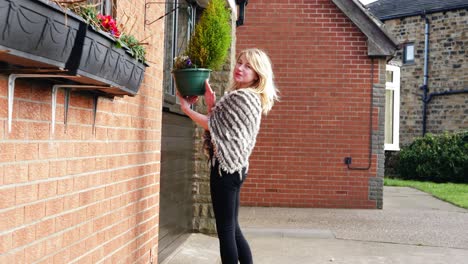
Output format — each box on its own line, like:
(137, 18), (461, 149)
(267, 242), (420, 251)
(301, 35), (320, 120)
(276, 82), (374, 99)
(237, 0), (387, 208)
(0, 1), (164, 263)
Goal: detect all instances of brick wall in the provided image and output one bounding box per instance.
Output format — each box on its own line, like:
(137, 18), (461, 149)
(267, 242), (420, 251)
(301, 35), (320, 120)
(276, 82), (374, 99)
(0, 1), (165, 263)
(384, 9), (468, 145)
(235, 0), (387, 208)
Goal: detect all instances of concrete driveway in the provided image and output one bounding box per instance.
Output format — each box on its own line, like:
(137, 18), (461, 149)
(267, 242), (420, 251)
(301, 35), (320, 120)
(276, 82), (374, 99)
(161, 187), (468, 264)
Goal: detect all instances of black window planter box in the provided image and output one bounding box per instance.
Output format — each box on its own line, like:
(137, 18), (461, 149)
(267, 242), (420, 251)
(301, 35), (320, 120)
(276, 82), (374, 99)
(69, 25), (147, 96)
(0, 0), (80, 70)
(0, 0), (147, 97)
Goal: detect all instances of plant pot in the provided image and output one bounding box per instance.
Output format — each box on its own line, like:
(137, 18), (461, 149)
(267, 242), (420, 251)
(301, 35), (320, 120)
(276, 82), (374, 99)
(0, 0), (81, 69)
(68, 25), (148, 96)
(172, 68), (211, 96)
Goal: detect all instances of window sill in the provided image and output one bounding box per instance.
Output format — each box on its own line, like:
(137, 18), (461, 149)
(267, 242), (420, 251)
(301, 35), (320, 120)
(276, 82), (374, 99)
(163, 100), (186, 116)
(384, 144), (400, 151)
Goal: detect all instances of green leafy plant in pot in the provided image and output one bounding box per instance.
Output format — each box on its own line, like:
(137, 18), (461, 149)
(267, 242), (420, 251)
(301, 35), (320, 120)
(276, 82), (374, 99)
(172, 0), (232, 96)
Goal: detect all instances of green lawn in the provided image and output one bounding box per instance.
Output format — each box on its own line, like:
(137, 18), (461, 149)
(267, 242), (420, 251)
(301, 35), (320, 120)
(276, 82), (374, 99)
(384, 178), (468, 209)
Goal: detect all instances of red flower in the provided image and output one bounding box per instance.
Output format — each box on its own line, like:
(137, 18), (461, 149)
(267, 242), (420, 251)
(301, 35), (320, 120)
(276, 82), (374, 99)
(111, 28), (121, 38)
(97, 14), (120, 38)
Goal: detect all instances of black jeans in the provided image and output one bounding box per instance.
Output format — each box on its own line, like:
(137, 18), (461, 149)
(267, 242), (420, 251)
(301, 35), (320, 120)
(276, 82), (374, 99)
(210, 160), (253, 264)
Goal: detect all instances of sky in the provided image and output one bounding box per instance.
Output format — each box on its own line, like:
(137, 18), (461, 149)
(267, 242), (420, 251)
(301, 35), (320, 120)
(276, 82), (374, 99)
(359, 0), (378, 4)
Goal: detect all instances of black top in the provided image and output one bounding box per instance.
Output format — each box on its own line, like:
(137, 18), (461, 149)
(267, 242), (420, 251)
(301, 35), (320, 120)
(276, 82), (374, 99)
(366, 0), (468, 21)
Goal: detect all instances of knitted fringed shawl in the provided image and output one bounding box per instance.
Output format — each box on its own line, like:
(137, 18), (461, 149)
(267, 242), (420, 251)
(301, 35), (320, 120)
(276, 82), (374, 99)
(207, 89), (262, 176)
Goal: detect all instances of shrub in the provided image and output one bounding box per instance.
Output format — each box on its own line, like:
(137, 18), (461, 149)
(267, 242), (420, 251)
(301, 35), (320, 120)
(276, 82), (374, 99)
(398, 131), (468, 183)
(384, 151), (400, 177)
(185, 0), (232, 70)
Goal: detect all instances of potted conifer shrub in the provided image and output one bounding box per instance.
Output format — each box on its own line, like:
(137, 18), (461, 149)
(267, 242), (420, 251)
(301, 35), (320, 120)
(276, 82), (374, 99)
(172, 0), (232, 96)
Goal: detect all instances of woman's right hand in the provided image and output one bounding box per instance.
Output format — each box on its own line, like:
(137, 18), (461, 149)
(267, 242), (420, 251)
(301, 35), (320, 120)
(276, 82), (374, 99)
(176, 91), (209, 130)
(204, 80), (216, 113)
(176, 91), (198, 113)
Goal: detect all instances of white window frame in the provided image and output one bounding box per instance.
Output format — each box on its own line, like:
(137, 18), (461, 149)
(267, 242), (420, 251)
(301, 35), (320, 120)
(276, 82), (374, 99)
(165, 1), (197, 98)
(384, 65), (400, 151)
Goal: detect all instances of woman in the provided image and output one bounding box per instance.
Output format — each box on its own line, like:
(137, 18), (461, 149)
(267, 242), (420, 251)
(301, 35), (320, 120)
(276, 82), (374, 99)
(177, 48), (278, 264)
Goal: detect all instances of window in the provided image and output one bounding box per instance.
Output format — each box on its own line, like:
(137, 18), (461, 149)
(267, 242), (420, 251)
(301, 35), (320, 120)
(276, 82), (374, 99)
(403, 43), (414, 64)
(384, 65), (400, 151)
(87, 0), (114, 16)
(163, 1), (199, 103)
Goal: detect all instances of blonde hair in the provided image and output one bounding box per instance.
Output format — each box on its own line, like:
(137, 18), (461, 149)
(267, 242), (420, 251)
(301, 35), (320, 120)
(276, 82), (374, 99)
(231, 48), (279, 114)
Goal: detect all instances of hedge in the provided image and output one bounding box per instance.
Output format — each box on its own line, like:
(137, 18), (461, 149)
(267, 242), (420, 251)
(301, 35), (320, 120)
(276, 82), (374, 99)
(398, 131), (468, 183)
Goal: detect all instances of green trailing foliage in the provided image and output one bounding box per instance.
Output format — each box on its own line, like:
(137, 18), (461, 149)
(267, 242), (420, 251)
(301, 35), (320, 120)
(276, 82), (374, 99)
(69, 4), (100, 28)
(116, 34), (147, 63)
(186, 0), (232, 70)
(398, 131), (468, 183)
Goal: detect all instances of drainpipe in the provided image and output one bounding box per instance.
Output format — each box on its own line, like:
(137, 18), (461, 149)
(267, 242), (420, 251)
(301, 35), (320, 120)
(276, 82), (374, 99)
(345, 58), (375, 171)
(420, 14), (468, 135)
(420, 13), (430, 136)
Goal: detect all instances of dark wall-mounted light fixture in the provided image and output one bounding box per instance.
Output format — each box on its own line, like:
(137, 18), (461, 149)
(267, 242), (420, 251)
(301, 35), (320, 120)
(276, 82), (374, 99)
(236, 0), (248, 27)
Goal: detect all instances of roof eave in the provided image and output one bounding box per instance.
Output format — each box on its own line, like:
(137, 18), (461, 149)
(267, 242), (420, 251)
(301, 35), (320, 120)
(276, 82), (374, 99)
(378, 4), (468, 21)
(332, 0), (399, 57)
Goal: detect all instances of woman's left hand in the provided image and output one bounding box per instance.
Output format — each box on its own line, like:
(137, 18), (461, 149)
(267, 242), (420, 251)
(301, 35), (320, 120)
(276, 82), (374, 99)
(204, 80), (216, 113)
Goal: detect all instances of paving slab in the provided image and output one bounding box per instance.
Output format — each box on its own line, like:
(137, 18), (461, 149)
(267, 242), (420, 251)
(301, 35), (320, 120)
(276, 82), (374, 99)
(160, 234), (220, 264)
